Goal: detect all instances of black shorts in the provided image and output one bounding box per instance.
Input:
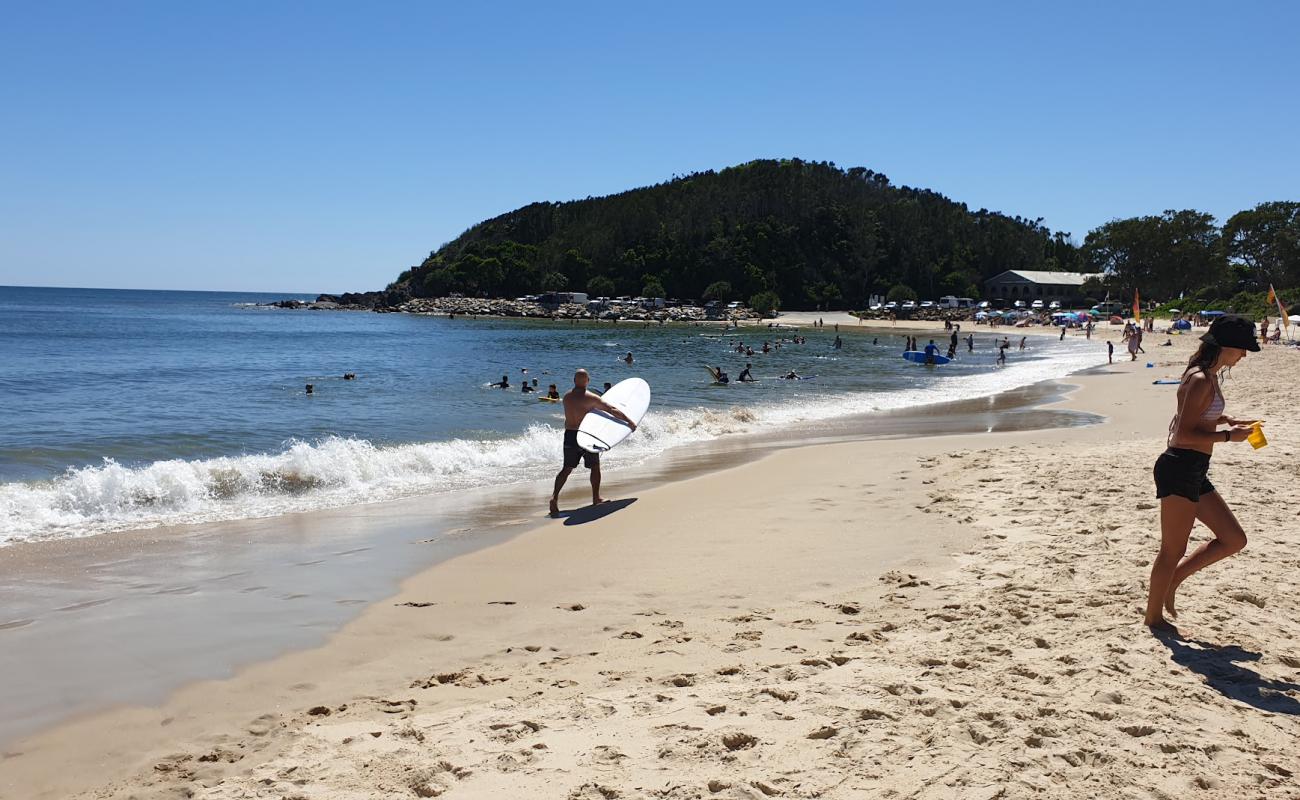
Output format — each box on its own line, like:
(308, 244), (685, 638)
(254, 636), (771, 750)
(1153, 447), (1215, 502)
(563, 429), (599, 470)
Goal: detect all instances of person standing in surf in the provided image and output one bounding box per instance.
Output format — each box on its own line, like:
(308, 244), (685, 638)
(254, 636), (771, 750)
(1144, 315), (1260, 629)
(551, 369), (636, 517)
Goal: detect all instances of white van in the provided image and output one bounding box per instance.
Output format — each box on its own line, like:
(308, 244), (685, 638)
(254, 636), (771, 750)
(939, 296), (971, 309)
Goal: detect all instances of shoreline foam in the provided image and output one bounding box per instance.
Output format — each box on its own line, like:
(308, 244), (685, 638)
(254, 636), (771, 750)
(1, 336), (1105, 545)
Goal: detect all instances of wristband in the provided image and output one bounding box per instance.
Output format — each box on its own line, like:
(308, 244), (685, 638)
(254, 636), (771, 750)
(1223, 430), (1231, 443)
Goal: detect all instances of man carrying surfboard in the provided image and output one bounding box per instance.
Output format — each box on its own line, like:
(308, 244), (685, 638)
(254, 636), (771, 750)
(550, 369), (637, 517)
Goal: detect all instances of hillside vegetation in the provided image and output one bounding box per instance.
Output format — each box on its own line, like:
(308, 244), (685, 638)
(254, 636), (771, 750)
(373, 159), (1296, 313)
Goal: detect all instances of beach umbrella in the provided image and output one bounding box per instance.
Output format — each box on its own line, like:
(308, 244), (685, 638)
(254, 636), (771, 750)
(1289, 314), (1300, 324)
(1200, 310), (1225, 317)
(974, 311), (989, 319)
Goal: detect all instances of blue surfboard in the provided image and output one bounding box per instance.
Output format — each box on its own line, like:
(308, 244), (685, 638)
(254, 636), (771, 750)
(903, 350), (950, 365)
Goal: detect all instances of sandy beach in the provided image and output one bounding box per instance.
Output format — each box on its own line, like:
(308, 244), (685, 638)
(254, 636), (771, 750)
(4, 331), (1299, 800)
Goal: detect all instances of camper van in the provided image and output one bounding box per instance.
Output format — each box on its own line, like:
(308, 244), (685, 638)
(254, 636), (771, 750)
(1091, 301), (1128, 317)
(939, 296), (975, 309)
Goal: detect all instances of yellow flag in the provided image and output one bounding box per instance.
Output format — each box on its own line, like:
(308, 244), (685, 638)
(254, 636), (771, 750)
(1133, 289), (1141, 322)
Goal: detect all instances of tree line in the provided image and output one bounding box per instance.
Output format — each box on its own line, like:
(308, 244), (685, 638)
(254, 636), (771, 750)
(382, 159), (1297, 313)
(1080, 203), (1299, 314)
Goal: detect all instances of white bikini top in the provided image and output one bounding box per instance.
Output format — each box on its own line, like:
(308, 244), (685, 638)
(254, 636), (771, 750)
(1201, 388), (1225, 422)
(1168, 370), (1224, 446)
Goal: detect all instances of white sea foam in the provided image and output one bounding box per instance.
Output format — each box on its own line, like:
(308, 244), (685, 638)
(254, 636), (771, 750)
(0, 344), (1105, 545)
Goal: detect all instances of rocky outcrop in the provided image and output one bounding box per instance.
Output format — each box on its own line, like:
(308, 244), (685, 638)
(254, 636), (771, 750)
(397, 297), (757, 323)
(263, 294), (759, 322)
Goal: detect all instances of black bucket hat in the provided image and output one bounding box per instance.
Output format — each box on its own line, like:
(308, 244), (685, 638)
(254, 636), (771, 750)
(1201, 314), (1261, 351)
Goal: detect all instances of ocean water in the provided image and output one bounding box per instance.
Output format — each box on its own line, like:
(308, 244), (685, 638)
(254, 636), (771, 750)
(0, 286), (1107, 544)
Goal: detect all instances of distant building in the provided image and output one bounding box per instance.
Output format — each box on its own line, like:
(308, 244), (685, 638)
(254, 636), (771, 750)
(983, 270), (1102, 303)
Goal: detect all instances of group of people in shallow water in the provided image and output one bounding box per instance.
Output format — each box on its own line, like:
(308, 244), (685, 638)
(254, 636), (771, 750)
(492, 369), (615, 400)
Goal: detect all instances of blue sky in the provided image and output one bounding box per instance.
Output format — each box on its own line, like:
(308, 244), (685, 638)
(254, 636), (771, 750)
(2, 1), (1296, 293)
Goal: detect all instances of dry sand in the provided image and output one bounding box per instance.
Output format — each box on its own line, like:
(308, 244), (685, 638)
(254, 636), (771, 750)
(4, 334), (1299, 800)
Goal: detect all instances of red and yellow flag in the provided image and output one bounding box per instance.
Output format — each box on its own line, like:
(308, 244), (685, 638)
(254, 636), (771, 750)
(1270, 285), (1289, 334)
(1133, 289), (1141, 322)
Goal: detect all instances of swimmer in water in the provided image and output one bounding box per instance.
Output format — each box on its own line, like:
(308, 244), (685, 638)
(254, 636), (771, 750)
(738, 363), (755, 382)
(623, 352), (634, 365)
(547, 383), (560, 399)
(490, 374), (510, 389)
(783, 370), (801, 380)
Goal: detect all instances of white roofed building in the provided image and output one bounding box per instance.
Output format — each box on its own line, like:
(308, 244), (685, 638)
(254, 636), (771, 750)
(983, 270), (1103, 303)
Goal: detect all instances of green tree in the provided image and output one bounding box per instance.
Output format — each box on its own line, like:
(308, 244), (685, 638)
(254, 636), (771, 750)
(1223, 202), (1300, 290)
(587, 275), (616, 297)
(886, 284), (918, 303)
(540, 271), (568, 291)
(702, 281), (733, 302)
(750, 290), (781, 317)
(1082, 210), (1223, 302)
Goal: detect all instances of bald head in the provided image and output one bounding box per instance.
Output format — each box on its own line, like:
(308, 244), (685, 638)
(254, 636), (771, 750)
(573, 369), (589, 389)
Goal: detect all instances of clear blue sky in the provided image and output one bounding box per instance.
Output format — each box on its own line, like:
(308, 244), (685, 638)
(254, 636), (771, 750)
(2, 1), (1296, 293)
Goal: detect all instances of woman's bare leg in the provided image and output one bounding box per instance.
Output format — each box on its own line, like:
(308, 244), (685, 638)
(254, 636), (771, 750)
(1164, 491), (1248, 617)
(1146, 496), (1197, 626)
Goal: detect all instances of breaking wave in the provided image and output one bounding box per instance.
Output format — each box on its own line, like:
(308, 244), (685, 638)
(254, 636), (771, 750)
(0, 344), (1104, 545)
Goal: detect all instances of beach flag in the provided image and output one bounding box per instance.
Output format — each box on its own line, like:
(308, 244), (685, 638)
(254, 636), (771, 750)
(1133, 289), (1141, 322)
(1269, 284), (1290, 336)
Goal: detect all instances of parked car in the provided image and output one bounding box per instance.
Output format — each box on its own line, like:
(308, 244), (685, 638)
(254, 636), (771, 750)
(1013, 300), (1026, 309)
(919, 300), (935, 309)
(1031, 300), (1044, 310)
(901, 300), (917, 310)
(977, 300), (991, 310)
(883, 301), (898, 311)
(1048, 300), (1061, 310)
(726, 301), (742, 309)
(869, 303), (883, 311)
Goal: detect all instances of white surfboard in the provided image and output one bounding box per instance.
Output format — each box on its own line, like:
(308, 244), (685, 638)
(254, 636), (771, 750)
(575, 377), (650, 453)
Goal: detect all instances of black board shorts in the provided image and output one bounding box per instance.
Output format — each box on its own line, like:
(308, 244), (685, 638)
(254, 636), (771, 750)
(563, 429), (599, 470)
(1153, 447), (1215, 502)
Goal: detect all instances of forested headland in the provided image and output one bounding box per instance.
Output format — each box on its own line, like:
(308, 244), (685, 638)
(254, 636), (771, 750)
(372, 159), (1297, 315)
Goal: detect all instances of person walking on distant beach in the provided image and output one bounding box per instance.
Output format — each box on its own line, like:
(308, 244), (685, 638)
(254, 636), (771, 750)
(1145, 315), (1261, 629)
(997, 341), (1007, 365)
(1019, 336), (1026, 351)
(967, 333), (974, 353)
(1060, 326), (1067, 341)
(1108, 340), (1114, 364)
(551, 369), (636, 516)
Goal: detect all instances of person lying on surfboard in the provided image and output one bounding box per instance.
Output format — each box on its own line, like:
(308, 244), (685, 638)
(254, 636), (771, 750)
(550, 369), (636, 517)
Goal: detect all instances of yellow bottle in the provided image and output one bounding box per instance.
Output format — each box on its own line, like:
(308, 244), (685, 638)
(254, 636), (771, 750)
(1247, 423), (1268, 450)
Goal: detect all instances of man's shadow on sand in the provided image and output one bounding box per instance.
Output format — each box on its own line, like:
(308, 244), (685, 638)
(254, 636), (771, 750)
(553, 498), (637, 526)
(1154, 628), (1300, 715)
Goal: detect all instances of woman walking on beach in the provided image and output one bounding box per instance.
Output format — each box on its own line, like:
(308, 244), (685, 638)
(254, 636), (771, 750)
(1145, 315), (1261, 628)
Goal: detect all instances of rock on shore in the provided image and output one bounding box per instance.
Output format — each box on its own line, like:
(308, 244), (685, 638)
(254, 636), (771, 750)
(268, 294), (759, 322)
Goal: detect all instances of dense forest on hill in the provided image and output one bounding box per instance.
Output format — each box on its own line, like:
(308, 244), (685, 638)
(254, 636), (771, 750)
(377, 159), (1297, 314)
(389, 159), (1081, 311)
